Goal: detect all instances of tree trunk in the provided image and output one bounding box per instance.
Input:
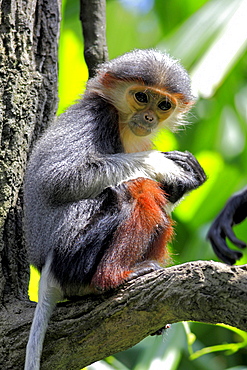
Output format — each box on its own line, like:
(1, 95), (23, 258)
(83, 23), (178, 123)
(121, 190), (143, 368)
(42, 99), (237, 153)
(0, 0), (60, 303)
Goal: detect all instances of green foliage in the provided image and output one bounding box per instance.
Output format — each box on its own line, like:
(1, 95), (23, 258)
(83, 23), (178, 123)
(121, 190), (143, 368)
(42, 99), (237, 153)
(189, 324), (247, 360)
(30, 0), (247, 368)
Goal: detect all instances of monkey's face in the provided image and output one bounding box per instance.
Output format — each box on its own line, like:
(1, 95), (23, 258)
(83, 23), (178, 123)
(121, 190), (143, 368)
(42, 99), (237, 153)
(90, 72), (193, 152)
(124, 86), (177, 137)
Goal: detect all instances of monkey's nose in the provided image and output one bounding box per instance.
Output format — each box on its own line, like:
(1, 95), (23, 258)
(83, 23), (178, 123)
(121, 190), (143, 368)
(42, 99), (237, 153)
(144, 111), (155, 122)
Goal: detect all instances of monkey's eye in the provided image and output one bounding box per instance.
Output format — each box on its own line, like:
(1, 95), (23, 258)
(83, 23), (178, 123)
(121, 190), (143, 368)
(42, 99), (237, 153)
(135, 92), (148, 104)
(158, 99), (172, 111)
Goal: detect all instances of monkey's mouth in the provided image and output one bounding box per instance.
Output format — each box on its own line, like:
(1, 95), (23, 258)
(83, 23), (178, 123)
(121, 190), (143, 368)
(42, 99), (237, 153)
(128, 120), (156, 137)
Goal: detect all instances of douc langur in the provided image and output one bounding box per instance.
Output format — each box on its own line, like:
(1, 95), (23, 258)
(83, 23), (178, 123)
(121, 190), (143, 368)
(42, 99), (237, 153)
(24, 49), (206, 369)
(207, 187), (247, 264)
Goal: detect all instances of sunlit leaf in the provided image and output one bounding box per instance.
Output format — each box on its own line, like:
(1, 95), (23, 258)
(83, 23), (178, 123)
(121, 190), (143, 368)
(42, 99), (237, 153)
(158, 0), (240, 66)
(58, 30), (88, 114)
(218, 106), (245, 158)
(191, 0), (247, 97)
(28, 266), (40, 302)
(152, 130), (178, 151)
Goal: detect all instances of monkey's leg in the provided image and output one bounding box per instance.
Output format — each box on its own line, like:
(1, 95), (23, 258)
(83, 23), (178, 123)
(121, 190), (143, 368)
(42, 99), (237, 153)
(25, 260), (63, 370)
(91, 178), (172, 290)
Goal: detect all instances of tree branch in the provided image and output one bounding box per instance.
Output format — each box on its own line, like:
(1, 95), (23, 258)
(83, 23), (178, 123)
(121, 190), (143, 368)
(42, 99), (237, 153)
(80, 0), (108, 77)
(1, 260), (247, 369)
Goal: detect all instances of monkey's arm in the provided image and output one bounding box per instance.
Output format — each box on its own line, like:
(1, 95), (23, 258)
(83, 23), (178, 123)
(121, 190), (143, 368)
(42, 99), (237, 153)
(207, 187), (247, 265)
(33, 146), (204, 204)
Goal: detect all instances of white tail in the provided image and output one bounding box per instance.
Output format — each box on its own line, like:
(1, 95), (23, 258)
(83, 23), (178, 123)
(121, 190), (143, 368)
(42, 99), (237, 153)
(25, 262), (63, 370)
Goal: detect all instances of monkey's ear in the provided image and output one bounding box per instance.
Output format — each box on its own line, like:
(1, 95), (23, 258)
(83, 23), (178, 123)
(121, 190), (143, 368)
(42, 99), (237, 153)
(100, 71), (119, 88)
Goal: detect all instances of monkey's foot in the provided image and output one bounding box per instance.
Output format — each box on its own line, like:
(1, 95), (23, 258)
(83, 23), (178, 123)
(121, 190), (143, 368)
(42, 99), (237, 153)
(128, 261), (163, 280)
(91, 266), (132, 291)
(92, 261), (162, 291)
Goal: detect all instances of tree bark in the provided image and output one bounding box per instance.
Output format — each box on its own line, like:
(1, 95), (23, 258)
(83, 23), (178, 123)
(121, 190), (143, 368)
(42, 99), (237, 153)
(0, 261), (247, 369)
(0, 0), (60, 303)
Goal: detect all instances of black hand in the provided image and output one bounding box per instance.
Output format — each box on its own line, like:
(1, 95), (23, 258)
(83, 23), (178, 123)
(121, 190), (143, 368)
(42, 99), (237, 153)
(163, 151), (206, 186)
(161, 151), (206, 203)
(207, 188), (247, 265)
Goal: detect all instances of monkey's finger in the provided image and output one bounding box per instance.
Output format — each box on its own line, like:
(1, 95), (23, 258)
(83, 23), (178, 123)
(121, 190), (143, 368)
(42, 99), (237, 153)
(207, 227), (243, 264)
(210, 237), (243, 265)
(222, 225), (247, 249)
(162, 150), (188, 161)
(162, 151), (200, 169)
(183, 151), (207, 179)
(163, 150), (197, 162)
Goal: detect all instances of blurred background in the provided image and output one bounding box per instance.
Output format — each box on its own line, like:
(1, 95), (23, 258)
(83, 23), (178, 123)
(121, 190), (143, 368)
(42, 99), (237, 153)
(36, 0), (247, 368)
